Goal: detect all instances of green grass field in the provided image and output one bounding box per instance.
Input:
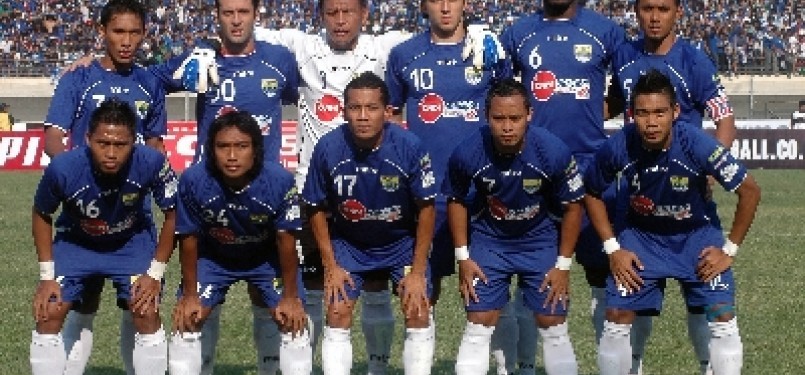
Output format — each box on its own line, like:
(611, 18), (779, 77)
(1, 169), (802, 375)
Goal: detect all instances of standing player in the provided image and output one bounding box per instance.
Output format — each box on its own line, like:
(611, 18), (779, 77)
(447, 79), (583, 375)
(42, 1), (168, 373)
(384, 0), (514, 372)
(30, 99), (177, 375)
(586, 70), (759, 375)
(499, 0), (626, 372)
(604, 1), (737, 373)
(302, 72), (436, 375)
(168, 111), (311, 375)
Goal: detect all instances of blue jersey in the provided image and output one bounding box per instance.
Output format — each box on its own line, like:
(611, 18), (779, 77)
(303, 123), (437, 254)
(585, 122), (747, 233)
(386, 32), (511, 197)
(175, 162), (300, 264)
(443, 126), (584, 246)
(33, 145), (178, 246)
(611, 38), (733, 125)
(46, 60), (167, 148)
(157, 42), (300, 162)
(501, 9), (625, 160)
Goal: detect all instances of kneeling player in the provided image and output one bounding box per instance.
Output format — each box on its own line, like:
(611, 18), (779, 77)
(30, 99), (177, 374)
(586, 70), (760, 375)
(168, 111), (311, 375)
(448, 79), (583, 375)
(303, 72), (436, 375)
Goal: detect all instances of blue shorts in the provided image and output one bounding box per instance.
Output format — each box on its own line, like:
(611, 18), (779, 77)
(336, 264), (433, 302)
(181, 257), (305, 308)
(465, 240), (568, 316)
(429, 200), (455, 278)
(53, 231), (157, 305)
(606, 226), (736, 313)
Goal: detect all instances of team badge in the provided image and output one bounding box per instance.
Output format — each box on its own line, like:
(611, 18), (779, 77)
(573, 44), (593, 63)
(261, 79), (278, 97)
(134, 101), (149, 119)
(380, 175), (400, 192)
(121, 193), (139, 206)
(523, 178), (542, 194)
(669, 176), (689, 192)
(465, 66), (483, 85)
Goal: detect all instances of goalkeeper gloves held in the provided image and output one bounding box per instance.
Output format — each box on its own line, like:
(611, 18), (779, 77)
(173, 47), (219, 93)
(462, 24), (507, 70)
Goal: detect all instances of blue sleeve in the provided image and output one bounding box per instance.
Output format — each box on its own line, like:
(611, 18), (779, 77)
(500, 25), (521, 75)
(148, 52), (190, 93)
(273, 175), (301, 232)
(150, 155), (179, 210)
(693, 130), (747, 192)
(45, 71), (80, 131)
(606, 22), (627, 64)
(281, 50), (300, 105)
(408, 141), (437, 200)
(175, 172), (202, 235)
(442, 147), (471, 201)
(143, 78), (168, 139)
(547, 142), (585, 204)
(584, 133), (623, 195)
(302, 144), (330, 206)
(33, 162), (65, 215)
(689, 53), (720, 106)
(492, 55), (514, 82)
(385, 46), (407, 108)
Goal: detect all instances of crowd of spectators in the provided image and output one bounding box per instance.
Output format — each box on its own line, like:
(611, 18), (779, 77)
(2, 0), (805, 78)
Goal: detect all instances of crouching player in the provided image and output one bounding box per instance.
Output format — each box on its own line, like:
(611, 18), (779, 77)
(30, 99), (177, 374)
(448, 79), (584, 375)
(302, 72), (436, 375)
(168, 111), (311, 375)
(586, 70), (760, 375)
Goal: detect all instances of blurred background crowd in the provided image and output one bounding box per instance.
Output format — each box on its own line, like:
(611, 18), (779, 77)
(2, 0), (805, 78)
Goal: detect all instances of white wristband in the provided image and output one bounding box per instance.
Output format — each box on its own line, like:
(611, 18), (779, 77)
(603, 238), (621, 255)
(146, 260), (168, 280)
(722, 239), (739, 257)
(455, 245), (470, 261)
(39, 261), (55, 281)
(555, 256), (572, 271)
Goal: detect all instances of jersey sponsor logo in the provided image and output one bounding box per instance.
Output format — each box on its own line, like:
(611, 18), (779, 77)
(316, 94), (343, 122)
(487, 196), (540, 220)
(339, 199), (403, 222)
(630, 195), (655, 216)
(134, 101), (149, 119)
(530, 71), (591, 101)
(522, 178), (542, 194)
(340, 199), (367, 222)
(209, 226), (270, 244)
(630, 195), (692, 220)
(417, 93), (480, 124)
(465, 66), (483, 85)
(80, 218), (109, 236)
(669, 176), (689, 192)
(380, 175), (400, 192)
(418, 93), (444, 123)
(573, 44), (593, 63)
(719, 163), (739, 182)
(261, 79), (279, 97)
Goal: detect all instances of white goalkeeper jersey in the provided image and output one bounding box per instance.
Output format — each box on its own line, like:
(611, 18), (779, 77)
(254, 28), (410, 190)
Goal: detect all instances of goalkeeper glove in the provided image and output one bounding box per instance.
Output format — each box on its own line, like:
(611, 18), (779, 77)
(462, 24), (507, 70)
(173, 46), (219, 93)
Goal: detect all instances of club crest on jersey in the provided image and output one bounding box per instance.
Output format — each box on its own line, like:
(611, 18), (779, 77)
(316, 94), (342, 122)
(121, 193), (139, 206)
(669, 176), (689, 192)
(523, 179), (542, 194)
(380, 175), (400, 192)
(573, 45), (593, 63)
(261, 79), (279, 97)
(134, 101), (149, 119)
(465, 66), (483, 85)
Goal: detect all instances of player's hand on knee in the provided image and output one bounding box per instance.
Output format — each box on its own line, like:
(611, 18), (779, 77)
(458, 259), (487, 306)
(608, 249), (643, 294)
(32, 280), (62, 322)
(323, 264), (354, 304)
(173, 46), (220, 93)
(697, 246), (734, 282)
(540, 268), (570, 314)
(172, 296), (203, 333)
(397, 271), (429, 320)
(274, 296), (307, 336)
(131, 274), (161, 316)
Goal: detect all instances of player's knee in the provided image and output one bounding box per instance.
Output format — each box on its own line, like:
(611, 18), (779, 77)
(605, 308), (636, 324)
(704, 303), (735, 322)
(326, 301), (354, 328)
(466, 310), (499, 327)
(535, 314), (566, 329)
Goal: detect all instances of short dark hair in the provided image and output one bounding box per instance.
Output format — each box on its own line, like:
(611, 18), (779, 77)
(205, 111), (264, 182)
(318, 0), (368, 13)
(344, 71), (389, 106)
(635, 0), (680, 7)
(88, 98), (137, 137)
(631, 69), (677, 109)
(215, 0), (259, 11)
(100, 0), (146, 28)
(485, 78), (531, 115)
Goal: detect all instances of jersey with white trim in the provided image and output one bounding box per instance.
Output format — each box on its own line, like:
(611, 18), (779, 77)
(254, 28), (410, 189)
(45, 60), (167, 148)
(33, 145), (177, 246)
(443, 126), (584, 245)
(501, 10), (625, 158)
(303, 123), (436, 252)
(585, 122), (747, 233)
(156, 41), (299, 163)
(176, 162), (300, 263)
(610, 38), (733, 125)
(386, 32), (512, 202)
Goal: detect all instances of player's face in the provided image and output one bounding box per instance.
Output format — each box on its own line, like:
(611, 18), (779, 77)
(99, 12), (144, 68)
(213, 126), (256, 187)
(487, 95), (532, 154)
(636, 0), (682, 42)
(321, 0), (368, 51)
(87, 123), (135, 175)
(217, 0), (257, 53)
(423, 0), (465, 35)
(344, 87), (391, 149)
(632, 92), (680, 150)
